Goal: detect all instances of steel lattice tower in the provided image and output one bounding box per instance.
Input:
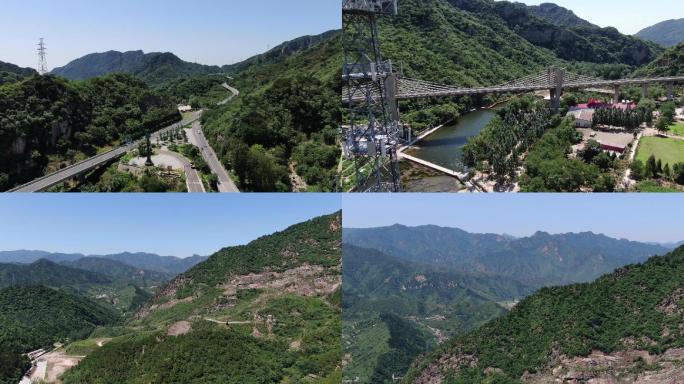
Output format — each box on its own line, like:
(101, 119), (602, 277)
(342, 0), (402, 192)
(37, 38), (48, 75)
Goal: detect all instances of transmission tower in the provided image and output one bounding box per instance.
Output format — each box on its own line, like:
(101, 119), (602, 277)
(342, 0), (402, 192)
(37, 38), (48, 75)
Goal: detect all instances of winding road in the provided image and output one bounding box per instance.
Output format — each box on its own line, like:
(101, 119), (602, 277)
(187, 121), (240, 193)
(158, 149), (205, 193)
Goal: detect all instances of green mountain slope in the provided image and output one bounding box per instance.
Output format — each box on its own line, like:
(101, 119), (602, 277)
(0, 286), (118, 384)
(60, 257), (173, 285)
(344, 225), (668, 287)
(0, 260), (113, 288)
(636, 18), (684, 47)
(62, 212), (342, 384)
(0, 60), (38, 85)
(50, 50), (222, 85)
(201, 31), (341, 192)
(634, 42), (684, 77)
(405, 245), (684, 383)
(526, 3), (596, 28)
(343, 245), (535, 383)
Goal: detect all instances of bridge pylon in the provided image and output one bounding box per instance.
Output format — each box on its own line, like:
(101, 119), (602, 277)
(342, 0), (402, 192)
(549, 67), (564, 113)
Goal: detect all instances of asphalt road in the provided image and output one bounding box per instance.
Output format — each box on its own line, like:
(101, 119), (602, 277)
(158, 150), (205, 193)
(188, 121), (240, 193)
(218, 83), (240, 106)
(9, 113), (202, 192)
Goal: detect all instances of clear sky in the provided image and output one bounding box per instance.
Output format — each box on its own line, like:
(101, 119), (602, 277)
(506, 0), (683, 35)
(1, 0), (341, 70)
(343, 194), (684, 243)
(0, 194), (340, 257)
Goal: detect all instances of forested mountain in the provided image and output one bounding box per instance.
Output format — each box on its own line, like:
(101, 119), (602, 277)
(0, 73), (180, 191)
(59, 258), (174, 286)
(526, 3), (596, 28)
(0, 260), (112, 288)
(636, 18), (684, 47)
(200, 31), (341, 191)
(50, 50), (222, 85)
(343, 245), (535, 383)
(0, 250), (206, 275)
(61, 212), (342, 384)
(0, 60), (38, 85)
(634, 42), (684, 77)
(344, 225), (668, 286)
(405, 245), (684, 383)
(224, 29), (339, 74)
(0, 286), (118, 384)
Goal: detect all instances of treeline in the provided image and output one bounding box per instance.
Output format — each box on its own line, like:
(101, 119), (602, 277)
(462, 97), (554, 184)
(631, 155), (684, 185)
(592, 107), (652, 130)
(0, 74), (180, 191)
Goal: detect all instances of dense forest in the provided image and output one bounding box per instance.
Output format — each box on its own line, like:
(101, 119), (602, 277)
(0, 286), (119, 384)
(0, 73), (180, 191)
(201, 33), (341, 192)
(404, 245), (684, 383)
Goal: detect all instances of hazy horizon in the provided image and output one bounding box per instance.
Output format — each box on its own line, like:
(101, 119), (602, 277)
(1, 0), (340, 70)
(343, 194), (684, 244)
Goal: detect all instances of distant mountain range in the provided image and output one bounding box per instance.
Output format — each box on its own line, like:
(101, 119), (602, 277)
(636, 18), (684, 47)
(0, 250), (207, 275)
(344, 225), (670, 287)
(48, 29), (338, 85)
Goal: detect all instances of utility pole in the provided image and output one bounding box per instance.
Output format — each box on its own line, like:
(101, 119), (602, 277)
(342, 0), (402, 192)
(37, 38), (48, 75)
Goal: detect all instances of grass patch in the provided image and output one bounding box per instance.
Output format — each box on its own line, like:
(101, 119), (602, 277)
(670, 121), (684, 137)
(636, 180), (681, 192)
(635, 136), (684, 168)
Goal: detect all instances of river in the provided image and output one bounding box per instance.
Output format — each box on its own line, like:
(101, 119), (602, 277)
(405, 108), (498, 170)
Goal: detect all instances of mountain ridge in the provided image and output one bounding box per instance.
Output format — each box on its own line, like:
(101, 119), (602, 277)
(636, 18), (684, 47)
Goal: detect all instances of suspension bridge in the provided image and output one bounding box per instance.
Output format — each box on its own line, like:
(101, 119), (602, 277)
(345, 67), (684, 109)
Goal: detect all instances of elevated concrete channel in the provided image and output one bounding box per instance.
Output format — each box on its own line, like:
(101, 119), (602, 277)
(9, 113), (202, 193)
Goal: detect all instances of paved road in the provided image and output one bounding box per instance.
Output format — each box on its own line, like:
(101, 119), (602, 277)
(188, 121), (240, 193)
(218, 83), (240, 106)
(158, 150), (205, 193)
(9, 112), (202, 193)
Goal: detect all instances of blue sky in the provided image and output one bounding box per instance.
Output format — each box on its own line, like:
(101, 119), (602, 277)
(507, 0), (683, 35)
(1, 0), (341, 70)
(0, 194), (340, 257)
(343, 194), (684, 243)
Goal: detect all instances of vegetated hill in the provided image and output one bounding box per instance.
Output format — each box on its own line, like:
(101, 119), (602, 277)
(634, 42), (684, 77)
(200, 31), (341, 192)
(50, 50), (222, 85)
(60, 257), (174, 286)
(466, 0), (659, 66)
(0, 259), (113, 289)
(224, 29), (340, 74)
(636, 18), (684, 47)
(0, 60), (38, 85)
(62, 212), (342, 384)
(0, 286), (118, 384)
(0, 73), (180, 191)
(0, 250), (206, 275)
(526, 3), (596, 28)
(405, 245), (684, 383)
(343, 245), (536, 383)
(344, 225), (669, 287)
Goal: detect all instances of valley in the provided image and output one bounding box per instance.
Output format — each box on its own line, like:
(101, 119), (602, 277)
(0, 210), (342, 384)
